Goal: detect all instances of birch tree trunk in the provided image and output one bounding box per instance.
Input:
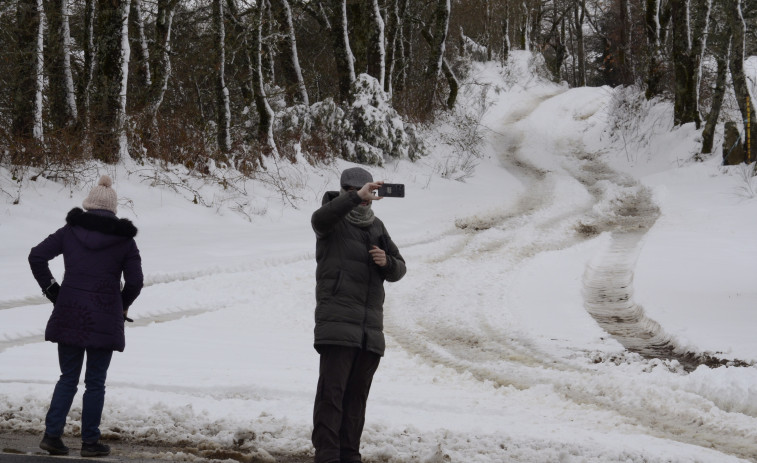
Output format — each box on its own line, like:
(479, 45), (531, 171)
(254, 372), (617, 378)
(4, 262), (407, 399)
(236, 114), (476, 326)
(394, 0), (410, 92)
(701, 36), (730, 155)
(422, 28), (457, 109)
(12, 0), (44, 140)
(727, 0), (757, 162)
(77, 0), (95, 130)
(251, 2), (277, 156)
(573, 0), (586, 86)
(45, 0), (78, 130)
(521, 1), (530, 50)
(327, 0), (355, 102)
(91, 0), (130, 162)
(688, 0), (711, 128)
(367, 0), (385, 88)
(270, 0), (308, 106)
(146, 0), (179, 119)
(212, 0), (231, 153)
(424, 0), (450, 113)
(128, 0), (151, 96)
(384, 0), (399, 94)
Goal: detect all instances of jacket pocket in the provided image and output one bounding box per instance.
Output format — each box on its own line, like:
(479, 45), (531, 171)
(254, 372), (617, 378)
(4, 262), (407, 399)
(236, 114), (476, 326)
(332, 270), (344, 295)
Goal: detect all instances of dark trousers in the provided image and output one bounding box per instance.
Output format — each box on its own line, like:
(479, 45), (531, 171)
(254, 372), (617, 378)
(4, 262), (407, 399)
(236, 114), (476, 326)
(312, 346), (381, 463)
(45, 344), (113, 443)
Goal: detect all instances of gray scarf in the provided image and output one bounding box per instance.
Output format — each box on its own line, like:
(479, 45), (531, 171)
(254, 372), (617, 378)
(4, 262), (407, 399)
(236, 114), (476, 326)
(341, 189), (375, 227)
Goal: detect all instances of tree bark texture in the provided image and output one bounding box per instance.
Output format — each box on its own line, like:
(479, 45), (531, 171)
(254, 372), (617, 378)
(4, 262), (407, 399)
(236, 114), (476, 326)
(251, 1), (277, 154)
(424, 0), (450, 113)
(45, 0), (78, 130)
(645, 0), (663, 98)
(384, 0), (399, 94)
(270, 0), (309, 106)
(502, 1), (510, 63)
(367, 0), (385, 88)
(128, 0), (151, 97)
(77, 0), (95, 129)
(421, 28), (457, 110)
(727, 0), (757, 162)
(12, 0), (44, 139)
(91, 0), (130, 162)
(701, 37), (729, 155)
(327, 0), (355, 103)
(212, 0), (231, 153)
(573, 0), (585, 86)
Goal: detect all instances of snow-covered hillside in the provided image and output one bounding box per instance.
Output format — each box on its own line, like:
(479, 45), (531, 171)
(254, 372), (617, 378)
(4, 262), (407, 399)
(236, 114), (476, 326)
(2, 52), (757, 462)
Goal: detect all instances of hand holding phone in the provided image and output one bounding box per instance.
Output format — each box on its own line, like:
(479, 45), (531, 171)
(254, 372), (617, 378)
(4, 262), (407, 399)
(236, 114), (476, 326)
(376, 183), (405, 198)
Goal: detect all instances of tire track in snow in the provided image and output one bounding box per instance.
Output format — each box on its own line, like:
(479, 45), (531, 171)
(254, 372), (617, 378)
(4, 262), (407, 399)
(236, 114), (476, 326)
(385, 90), (757, 461)
(0, 304), (228, 353)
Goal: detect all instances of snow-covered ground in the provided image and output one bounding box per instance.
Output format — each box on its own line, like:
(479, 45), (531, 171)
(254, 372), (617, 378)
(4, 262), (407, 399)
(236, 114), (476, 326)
(2, 52), (757, 462)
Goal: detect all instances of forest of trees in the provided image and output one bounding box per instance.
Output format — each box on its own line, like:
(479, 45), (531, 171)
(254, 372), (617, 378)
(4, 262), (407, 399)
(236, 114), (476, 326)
(0, 0), (755, 172)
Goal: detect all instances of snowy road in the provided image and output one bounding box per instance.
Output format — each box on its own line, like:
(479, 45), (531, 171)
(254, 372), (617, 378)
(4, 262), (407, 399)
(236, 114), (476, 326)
(3, 59), (757, 462)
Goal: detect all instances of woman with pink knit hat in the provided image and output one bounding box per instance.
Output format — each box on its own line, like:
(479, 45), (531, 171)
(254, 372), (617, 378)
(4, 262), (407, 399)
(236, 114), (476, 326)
(28, 175), (143, 457)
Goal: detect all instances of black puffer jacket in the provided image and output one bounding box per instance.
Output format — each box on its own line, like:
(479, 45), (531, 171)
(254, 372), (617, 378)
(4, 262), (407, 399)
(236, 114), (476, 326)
(311, 191), (406, 356)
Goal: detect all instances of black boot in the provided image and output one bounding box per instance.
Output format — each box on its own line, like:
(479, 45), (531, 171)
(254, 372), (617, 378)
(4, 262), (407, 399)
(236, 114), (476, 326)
(39, 434), (69, 455)
(80, 441), (111, 457)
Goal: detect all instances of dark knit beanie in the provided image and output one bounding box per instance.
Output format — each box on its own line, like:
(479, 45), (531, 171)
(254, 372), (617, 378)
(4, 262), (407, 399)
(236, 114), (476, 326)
(340, 167), (373, 188)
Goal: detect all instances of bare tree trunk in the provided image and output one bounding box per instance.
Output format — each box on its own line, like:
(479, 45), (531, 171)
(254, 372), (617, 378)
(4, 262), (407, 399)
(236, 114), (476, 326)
(530, 0), (542, 49)
(689, 0), (711, 127)
(270, 0), (308, 106)
(502, 2), (511, 63)
(129, 0), (151, 96)
(45, 0), (78, 130)
(12, 0), (44, 140)
(727, 0), (757, 162)
(77, 0), (95, 130)
(226, 0), (254, 107)
(384, 0), (399, 94)
(645, 0), (663, 98)
(574, 0), (586, 86)
(521, 0), (530, 50)
(91, 0), (130, 162)
(212, 0), (231, 153)
(146, 0), (179, 119)
(421, 29), (457, 110)
(672, 0), (709, 126)
(701, 36), (730, 155)
(485, 0), (492, 61)
(394, 0), (409, 92)
(251, 1), (277, 155)
(262, 0), (275, 84)
(367, 0), (385, 88)
(327, 0), (355, 102)
(618, 0), (632, 84)
(424, 0), (450, 113)
(671, 0), (692, 124)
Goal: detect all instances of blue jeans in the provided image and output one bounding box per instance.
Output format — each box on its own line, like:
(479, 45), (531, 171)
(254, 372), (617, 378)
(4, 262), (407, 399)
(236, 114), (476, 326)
(45, 344), (113, 443)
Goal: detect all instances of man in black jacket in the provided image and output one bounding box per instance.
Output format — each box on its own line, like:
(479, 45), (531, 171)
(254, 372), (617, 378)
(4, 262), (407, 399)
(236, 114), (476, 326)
(311, 167), (406, 463)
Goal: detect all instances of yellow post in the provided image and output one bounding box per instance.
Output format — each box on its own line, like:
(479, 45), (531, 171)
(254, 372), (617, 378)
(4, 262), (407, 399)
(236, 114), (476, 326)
(748, 96), (752, 163)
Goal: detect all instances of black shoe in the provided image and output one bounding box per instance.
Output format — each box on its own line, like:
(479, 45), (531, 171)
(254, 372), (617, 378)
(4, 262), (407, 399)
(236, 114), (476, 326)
(39, 434), (69, 455)
(80, 441), (111, 457)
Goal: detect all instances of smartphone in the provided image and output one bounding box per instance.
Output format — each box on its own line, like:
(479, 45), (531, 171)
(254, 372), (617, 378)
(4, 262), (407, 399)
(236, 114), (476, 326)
(377, 183), (405, 198)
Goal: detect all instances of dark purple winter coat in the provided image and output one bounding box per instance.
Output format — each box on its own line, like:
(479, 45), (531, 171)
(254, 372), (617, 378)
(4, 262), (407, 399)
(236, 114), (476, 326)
(28, 208), (143, 352)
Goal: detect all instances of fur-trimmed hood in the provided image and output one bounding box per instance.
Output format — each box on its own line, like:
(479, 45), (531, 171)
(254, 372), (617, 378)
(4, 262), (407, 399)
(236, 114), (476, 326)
(66, 208), (137, 250)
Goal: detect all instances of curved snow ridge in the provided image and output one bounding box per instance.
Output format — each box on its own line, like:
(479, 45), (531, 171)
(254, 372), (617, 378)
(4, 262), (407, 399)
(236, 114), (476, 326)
(583, 231), (751, 371)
